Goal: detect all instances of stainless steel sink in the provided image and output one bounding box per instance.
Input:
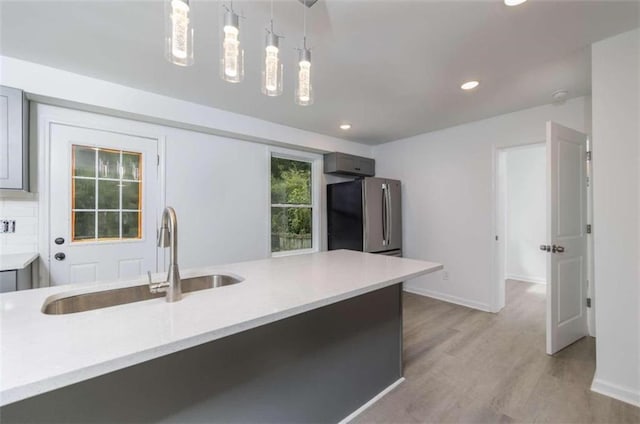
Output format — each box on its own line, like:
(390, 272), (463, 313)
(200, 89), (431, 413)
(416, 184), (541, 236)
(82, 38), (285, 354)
(42, 274), (243, 315)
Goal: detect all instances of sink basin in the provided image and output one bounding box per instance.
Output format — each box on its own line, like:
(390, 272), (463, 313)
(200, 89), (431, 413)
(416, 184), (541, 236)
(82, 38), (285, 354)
(42, 274), (243, 315)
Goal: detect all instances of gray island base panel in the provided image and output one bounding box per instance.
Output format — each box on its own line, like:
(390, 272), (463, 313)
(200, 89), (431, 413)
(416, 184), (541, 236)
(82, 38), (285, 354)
(1, 284), (402, 423)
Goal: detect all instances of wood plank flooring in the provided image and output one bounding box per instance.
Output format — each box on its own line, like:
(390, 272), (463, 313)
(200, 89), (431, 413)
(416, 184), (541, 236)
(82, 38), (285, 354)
(353, 280), (640, 423)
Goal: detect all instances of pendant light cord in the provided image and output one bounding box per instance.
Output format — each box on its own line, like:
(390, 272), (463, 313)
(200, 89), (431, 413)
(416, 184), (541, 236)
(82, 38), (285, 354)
(270, 0), (274, 32)
(303, 0), (307, 48)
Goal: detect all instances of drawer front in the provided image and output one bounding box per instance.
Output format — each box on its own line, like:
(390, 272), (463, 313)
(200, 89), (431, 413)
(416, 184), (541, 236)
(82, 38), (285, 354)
(0, 270), (17, 293)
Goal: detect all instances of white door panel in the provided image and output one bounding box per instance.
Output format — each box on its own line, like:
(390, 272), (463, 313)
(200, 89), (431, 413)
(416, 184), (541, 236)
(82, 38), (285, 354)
(49, 124), (158, 286)
(546, 121), (588, 354)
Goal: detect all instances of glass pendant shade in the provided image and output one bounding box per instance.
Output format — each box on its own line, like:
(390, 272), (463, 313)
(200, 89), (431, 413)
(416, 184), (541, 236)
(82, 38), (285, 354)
(164, 0), (194, 66)
(220, 9), (244, 83)
(295, 48), (313, 106)
(262, 32), (283, 96)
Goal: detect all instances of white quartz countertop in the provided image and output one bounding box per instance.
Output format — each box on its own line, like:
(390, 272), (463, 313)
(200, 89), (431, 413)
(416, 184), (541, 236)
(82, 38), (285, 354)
(0, 250), (442, 406)
(0, 253), (38, 272)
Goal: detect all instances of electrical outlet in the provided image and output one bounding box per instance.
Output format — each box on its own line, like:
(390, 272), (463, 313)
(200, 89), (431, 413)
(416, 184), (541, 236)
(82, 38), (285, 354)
(442, 271), (449, 281)
(0, 220), (16, 234)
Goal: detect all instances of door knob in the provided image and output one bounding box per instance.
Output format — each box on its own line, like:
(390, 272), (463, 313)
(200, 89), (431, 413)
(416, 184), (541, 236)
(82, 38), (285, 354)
(54, 237), (65, 245)
(552, 245), (565, 253)
(54, 252), (66, 261)
(539, 245), (551, 252)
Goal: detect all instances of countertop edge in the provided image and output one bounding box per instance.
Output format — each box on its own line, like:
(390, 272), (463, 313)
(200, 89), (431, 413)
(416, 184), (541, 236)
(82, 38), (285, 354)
(0, 253), (39, 272)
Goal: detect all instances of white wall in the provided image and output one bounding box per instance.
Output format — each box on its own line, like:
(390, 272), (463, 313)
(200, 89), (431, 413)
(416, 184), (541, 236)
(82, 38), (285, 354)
(504, 145), (546, 284)
(0, 198), (38, 255)
(0, 56), (371, 158)
(0, 56), (373, 280)
(163, 127), (270, 268)
(591, 28), (640, 407)
(373, 96), (588, 312)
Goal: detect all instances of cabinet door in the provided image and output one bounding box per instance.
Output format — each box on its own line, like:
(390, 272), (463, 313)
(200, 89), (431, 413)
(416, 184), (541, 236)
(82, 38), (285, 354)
(0, 271), (17, 293)
(357, 157), (375, 177)
(0, 86), (27, 190)
(336, 153), (358, 174)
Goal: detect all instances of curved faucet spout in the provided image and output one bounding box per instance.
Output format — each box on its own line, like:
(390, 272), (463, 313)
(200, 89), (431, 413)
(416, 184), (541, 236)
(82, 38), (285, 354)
(151, 206), (182, 302)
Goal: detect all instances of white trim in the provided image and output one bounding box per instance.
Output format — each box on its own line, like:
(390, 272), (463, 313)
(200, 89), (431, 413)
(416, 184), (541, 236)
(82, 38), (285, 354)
(338, 377), (405, 424)
(591, 374), (640, 407)
(505, 274), (547, 285)
(268, 146), (322, 257)
(403, 286), (493, 312)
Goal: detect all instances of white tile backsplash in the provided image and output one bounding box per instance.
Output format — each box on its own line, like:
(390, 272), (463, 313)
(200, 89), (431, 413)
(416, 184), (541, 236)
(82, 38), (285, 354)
(0, 198), (39, 254)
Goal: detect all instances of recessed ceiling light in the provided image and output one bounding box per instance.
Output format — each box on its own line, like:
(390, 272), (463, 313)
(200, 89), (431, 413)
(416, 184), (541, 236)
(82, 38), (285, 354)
(460, 80), (480, 90)
(339, 123), (352, 130)
(504, 0), (527, 6)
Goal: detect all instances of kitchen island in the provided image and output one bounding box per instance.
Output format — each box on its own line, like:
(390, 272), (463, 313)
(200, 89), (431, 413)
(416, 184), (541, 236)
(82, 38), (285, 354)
(0, 250), (441, 423)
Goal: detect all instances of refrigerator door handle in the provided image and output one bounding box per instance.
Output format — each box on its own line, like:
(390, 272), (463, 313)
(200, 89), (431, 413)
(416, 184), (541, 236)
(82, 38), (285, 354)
(385, 183), (392, 245)
(381, 184), (387, 246)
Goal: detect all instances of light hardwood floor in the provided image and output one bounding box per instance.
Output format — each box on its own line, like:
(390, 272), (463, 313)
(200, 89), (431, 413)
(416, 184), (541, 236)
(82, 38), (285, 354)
(354, 280), (640, 423)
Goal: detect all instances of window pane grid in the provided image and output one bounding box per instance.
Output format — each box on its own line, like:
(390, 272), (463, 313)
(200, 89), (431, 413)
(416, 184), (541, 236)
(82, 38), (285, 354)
(71, 145), (142, 242)
(270, 155), (313, 253)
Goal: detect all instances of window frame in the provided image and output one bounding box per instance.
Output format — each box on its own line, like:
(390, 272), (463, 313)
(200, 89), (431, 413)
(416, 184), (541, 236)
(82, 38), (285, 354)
(70, 144), (144, 243)
(268, 147), (321, 257)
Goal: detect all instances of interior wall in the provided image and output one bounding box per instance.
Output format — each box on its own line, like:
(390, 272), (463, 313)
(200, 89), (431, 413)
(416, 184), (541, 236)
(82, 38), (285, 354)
(0, 199), (38, 255)
(591, 28), (640, 407)
(373, 96), (588, 312)
(0, 55), (372, 158)
(15, 104), (350, 286)
(504, 145), (546, 284)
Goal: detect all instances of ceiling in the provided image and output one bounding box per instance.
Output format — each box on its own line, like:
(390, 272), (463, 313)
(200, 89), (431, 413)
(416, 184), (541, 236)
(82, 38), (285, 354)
(1, 1), (638, 145)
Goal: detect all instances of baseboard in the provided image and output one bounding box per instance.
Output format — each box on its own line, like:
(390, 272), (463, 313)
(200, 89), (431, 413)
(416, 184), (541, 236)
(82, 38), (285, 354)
(506, 274), (547, 285)
(402, 286), (492, 312)
(339, 377), (405, 423)
(591, 375), (640, 407)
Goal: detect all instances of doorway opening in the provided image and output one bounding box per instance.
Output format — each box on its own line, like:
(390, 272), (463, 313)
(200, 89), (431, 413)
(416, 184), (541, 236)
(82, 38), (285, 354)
(496, 143), (547, 312)
(493, 122), (591, 356)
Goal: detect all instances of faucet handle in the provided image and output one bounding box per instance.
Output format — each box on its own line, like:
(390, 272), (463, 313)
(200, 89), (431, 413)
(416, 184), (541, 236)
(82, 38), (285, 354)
(148, 271), (168, 293)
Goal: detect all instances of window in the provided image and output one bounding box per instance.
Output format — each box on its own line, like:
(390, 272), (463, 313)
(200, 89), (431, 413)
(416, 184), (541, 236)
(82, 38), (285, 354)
(71, 145), (142, 242)
(270, 153), (317, 254)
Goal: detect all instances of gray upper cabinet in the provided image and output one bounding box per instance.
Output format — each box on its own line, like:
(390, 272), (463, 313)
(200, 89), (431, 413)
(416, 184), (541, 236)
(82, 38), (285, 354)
(323, 152), (375, 177)
(0, 86), (29, 191)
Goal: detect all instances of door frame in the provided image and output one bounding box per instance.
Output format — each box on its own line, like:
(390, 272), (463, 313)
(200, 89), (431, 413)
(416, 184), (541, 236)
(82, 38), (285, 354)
(490, 136), (595, 336)
(36, 104), (166, 288)
(491, 140), (546, 313)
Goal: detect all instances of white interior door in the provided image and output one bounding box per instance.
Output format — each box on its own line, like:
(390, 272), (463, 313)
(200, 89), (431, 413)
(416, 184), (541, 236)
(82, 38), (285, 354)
(545, 121), (589, 354)
(49, 123), (159, 286)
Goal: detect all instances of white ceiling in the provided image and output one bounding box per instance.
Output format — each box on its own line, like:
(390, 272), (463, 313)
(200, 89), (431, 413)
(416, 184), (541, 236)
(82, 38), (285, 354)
(1, 1), (638, 145)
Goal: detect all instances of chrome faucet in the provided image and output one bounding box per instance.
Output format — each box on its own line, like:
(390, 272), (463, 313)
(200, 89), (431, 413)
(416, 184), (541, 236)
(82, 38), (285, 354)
(148, 206), (182, 302)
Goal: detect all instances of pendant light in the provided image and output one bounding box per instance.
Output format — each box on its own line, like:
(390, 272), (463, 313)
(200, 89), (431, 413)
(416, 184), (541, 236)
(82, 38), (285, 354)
(164, 0), (194, 66)
(261, 0), (283, 96)
(295, 0), (313, 106)
(220, 2), (244, 83)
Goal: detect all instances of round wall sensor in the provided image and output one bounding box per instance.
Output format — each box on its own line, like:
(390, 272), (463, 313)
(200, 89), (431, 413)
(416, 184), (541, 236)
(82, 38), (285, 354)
(552, 89), (569, 103)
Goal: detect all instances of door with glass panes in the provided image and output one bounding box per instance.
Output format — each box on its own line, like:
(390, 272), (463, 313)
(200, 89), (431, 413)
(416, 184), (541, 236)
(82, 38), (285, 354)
(49, 124), (159, 286)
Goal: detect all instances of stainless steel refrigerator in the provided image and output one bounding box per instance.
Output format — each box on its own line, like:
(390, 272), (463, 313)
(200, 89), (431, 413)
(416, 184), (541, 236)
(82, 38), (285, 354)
(327, 177), (402, 256)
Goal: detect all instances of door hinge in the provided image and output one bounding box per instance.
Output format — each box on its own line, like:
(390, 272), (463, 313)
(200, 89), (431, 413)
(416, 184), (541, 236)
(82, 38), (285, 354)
(586, 224), (592, 234)
(586, 298), (592, 308)
(586, 151), (592, 161)
(157, 155), (160, 166)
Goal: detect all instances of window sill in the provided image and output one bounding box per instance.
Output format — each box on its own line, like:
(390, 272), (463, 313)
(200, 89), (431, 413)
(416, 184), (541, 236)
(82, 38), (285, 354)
(271, 248), (318, 258)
